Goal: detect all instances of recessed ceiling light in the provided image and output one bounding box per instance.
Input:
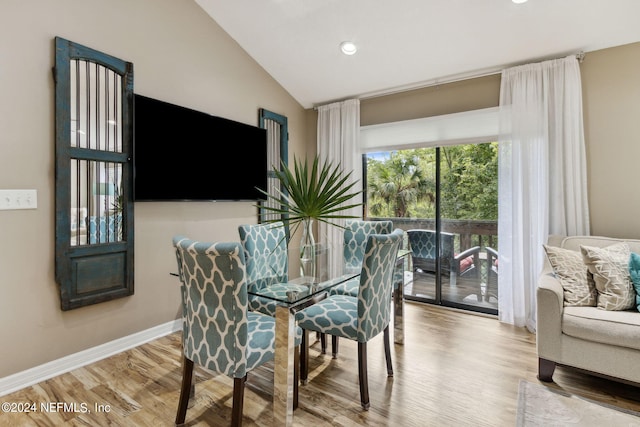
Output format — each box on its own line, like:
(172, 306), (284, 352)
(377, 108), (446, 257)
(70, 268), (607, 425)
(512, 0), (528, 3)
(340, 41), (357, 55)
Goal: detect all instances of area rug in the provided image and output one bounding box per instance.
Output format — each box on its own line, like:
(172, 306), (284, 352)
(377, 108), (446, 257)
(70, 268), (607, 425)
(516, 380), (640, 426)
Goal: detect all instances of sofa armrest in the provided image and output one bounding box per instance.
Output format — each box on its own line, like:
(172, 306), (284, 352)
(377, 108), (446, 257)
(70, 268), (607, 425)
(538, 267), (563, 308)
(536, 267), (564, 360)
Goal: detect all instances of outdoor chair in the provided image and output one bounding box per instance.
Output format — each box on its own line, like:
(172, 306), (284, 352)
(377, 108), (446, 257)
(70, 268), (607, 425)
(408, 228), (488, 301)
(485, 246), (499, 302)
(407, 229), (455, 274)
(449, 245), (484, 301)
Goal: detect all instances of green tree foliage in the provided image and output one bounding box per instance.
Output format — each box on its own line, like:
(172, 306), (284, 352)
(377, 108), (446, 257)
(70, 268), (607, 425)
(366, 143), (498, 220)
(367, 149), (435, 218)
(440, 143), (498, 220)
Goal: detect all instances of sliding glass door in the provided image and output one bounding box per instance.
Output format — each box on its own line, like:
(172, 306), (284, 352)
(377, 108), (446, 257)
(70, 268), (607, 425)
(365, 142), (498, 315)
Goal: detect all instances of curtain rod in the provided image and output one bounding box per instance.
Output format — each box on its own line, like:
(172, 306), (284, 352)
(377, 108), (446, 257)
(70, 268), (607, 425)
(314, 51), (585, 109)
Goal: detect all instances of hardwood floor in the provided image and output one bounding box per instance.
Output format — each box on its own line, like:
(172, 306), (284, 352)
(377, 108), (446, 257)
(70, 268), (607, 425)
(2, 302), (639, 426)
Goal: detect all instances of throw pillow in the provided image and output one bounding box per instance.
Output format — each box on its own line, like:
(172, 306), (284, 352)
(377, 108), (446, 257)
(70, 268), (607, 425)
(629, 252), (640, 312)
(543, 245), (596, 307)
(581, 242), (634, 311)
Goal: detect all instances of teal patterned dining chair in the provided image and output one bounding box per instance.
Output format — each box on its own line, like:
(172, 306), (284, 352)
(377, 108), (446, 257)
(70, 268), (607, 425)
(342, 219), (394, 273)
(325, 219), (394, 356)
(238, 222), (308, 317)
(294, 228), (403, 410)
(172, 236), (300, 427)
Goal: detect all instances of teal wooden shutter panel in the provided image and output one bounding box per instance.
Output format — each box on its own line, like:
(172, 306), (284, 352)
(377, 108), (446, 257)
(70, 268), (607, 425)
(54, 37), (135, 310)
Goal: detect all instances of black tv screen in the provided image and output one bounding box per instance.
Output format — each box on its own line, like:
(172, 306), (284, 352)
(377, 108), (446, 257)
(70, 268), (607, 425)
(133, 94), (268, 201)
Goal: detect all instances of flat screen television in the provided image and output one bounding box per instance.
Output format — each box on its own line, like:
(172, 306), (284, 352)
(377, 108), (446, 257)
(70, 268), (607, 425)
(133, 94), (268, 201)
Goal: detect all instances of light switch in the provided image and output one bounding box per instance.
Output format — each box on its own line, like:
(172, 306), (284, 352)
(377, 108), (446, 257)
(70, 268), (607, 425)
(0, 189), (38, 210)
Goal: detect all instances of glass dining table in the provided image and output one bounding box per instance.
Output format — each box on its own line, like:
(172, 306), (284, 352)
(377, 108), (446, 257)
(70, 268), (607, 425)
(250, 248), (409, 426)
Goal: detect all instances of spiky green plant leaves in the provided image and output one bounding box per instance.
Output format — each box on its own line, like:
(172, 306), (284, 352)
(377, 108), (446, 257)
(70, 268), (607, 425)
(258, 155), (362, 239)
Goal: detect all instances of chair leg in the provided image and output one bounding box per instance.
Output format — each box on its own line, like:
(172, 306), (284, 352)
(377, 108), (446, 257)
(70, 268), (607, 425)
(231, 375), (246, 427)
(383, 326), (393, 377)
(294, 346), (299, 409)
(357, 342), (370, 410)
(332, 336), (339, 358)
(301, 329), (309, 384)
(320, 333), (327, 354)
(175, 356), (194, 425)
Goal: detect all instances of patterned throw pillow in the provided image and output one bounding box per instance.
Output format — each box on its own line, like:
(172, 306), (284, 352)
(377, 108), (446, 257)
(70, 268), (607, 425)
(629, 252), (640, 312)
(543, 245), (596, 307)
(581, 242), (634, 311)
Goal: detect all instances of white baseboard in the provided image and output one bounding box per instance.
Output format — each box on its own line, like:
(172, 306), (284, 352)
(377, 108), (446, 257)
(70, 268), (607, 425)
(0, 319), (182, 397)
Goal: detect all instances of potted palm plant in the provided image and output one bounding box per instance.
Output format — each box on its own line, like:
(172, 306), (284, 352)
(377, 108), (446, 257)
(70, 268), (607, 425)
(258, 155), (362, 277)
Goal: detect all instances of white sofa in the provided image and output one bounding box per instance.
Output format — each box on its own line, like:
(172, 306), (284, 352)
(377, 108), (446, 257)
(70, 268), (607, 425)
(536, 235), (640, 384)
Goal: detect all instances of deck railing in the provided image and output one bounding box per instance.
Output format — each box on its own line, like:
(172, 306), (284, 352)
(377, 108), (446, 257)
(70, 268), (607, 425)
(371, 217), (498, 252)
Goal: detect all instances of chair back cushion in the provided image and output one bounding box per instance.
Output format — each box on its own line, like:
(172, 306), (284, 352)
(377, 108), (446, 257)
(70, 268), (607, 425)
(407, 229), (454, 271)
(357, 228), (403, 342)
(343, 220), (393, 271)
(238, 222), (288, 292)
(407, 229), (454, 259)
(173, 237), (252, 377)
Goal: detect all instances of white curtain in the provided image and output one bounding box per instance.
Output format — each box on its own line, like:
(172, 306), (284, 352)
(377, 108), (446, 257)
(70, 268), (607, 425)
(498, 55), (590, 331)
(317, 99), (362, 277)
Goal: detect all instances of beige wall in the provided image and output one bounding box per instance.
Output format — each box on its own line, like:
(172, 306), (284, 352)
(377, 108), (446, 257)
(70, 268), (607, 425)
(580, 42), (640, 239)
(0, 0), (307, 378)
(361, 43), (640, 239)
(361, 74), (501, 126)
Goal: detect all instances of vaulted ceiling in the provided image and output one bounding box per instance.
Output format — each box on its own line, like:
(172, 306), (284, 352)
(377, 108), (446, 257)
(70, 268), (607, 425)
(196, 0), (640, 109)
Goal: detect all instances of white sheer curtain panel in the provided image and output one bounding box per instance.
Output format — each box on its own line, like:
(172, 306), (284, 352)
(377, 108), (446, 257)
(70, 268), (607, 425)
(317, 99), (362, 277)
(498, 55), (589, 331)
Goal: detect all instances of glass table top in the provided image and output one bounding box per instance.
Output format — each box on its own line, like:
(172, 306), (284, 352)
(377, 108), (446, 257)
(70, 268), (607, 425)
(247, 272), (359, 306)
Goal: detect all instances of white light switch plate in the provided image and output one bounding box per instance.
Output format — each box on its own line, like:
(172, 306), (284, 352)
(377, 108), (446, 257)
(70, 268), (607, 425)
(0, 189), (38, 210)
